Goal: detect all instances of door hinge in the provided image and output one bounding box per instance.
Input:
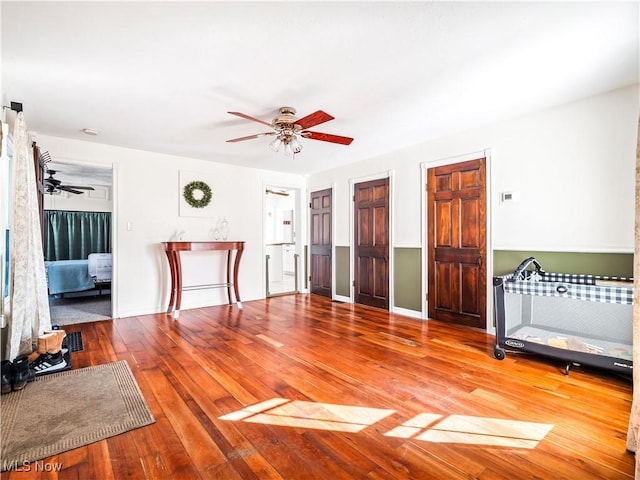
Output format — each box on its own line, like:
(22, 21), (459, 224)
(352, 280), (355, 287)
(425, 292), (428, 302)
(352, 194), (355, 202)
(309, 202), (312, 208)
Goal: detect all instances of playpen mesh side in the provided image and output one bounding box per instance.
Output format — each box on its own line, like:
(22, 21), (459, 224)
(503, 292), (632, 344)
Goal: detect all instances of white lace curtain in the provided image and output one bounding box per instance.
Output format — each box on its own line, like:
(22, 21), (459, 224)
(626, 115), (640, 477)
(5, 112), (51, 360)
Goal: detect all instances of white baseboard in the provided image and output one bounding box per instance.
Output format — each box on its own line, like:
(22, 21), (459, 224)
(392, 306), (424, 320)
(333, 294), (351, 303)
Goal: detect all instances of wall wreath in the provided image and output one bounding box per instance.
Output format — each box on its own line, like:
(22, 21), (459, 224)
(183, 180), (212, 209)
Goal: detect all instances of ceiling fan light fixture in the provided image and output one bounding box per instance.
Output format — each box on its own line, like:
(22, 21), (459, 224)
(269, 137), (282, 152)
(290, 136), (302, 154)
(284, 141), (293, 156)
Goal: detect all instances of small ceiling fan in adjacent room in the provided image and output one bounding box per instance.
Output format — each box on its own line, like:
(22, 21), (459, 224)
(226, 106), (354, 156)
(265, 188), (290, 196)
(41, 170), (95, 195)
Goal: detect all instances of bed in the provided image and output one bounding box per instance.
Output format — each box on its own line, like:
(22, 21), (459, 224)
(45, 260), (95, 295)
(45, 253), (112, 295)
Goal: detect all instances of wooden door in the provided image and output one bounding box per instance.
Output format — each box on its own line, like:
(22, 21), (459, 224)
(354, 178), (389, 310)
(310, 188), (332, 298)
(427, 158), (486, 328)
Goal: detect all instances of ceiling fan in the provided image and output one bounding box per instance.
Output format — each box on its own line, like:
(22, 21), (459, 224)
(42, 170), (95, 195)
(226, 107), (354, 156)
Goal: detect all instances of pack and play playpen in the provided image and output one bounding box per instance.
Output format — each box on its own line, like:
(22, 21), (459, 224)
(493, 257), (633, 375)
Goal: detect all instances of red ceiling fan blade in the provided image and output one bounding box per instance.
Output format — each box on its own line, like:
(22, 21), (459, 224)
(302, 131), (354, 145)
(226, 132), (275, 143)
(295, 110), (334, 130)
(228, 111), (272, 126)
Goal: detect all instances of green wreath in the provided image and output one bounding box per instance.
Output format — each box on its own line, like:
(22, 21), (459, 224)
(183, 180), (212, 208)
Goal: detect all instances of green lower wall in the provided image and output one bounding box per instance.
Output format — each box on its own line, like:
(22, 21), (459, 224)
(334, 246), (423, 311)
(493, 250), (633, 277)
(333, 247), (631, 311)
(335, 246), (351, 297)
(394, 248), (422, 311)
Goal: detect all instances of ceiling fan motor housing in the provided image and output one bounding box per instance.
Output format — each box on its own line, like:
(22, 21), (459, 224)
(272, 107), (301, 133)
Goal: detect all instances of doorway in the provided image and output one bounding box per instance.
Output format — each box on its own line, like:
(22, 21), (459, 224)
(427, 157), (486, 329)
(265, 186), (299, 296)
(40, 160), (113, 326)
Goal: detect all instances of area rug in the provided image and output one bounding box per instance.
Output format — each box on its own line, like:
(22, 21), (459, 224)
(1, 360), (155, 471)
(49, 295), (112, 326)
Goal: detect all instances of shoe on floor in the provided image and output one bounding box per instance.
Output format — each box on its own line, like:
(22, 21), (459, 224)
(11, 355), (35, 391)
(30, 351), (67, 376)
(1, 360), (12, 394)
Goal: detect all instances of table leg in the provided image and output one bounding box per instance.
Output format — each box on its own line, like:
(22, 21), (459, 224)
(165, 250), (177, 314)
(174, 252), (183, 319)
(225, 250), (233, 306)
(233, 248), (243, 310)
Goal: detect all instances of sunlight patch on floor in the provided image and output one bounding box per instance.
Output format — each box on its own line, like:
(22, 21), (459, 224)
(220, 399), (554, 448)
(384, 413), (443, 438)
(386, 413), (553, 448)
(219, 398), (290, 421)
(220, 398), (394, 432)
(256, 334), (284, 348)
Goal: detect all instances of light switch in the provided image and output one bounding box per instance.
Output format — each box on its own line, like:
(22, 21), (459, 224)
(500, 191), (520, 203)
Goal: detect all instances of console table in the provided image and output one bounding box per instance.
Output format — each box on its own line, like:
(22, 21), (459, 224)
(162, 241), (245, 319)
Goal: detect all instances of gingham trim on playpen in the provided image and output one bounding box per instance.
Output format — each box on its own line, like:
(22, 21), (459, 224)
(537, 272), (633, 285)
(536, 272), (596, 284)
(513, 270), (633, 285)
(501, 273), (634, 305)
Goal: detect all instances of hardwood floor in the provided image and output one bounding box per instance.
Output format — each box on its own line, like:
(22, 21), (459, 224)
(6, 294), (634, 479)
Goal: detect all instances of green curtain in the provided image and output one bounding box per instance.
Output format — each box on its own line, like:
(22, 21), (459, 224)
(43, 210), (111, 261)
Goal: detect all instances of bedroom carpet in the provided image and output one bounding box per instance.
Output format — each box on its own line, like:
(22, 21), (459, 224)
(0, 360), (155, 471)
(49, 295), (112, 326)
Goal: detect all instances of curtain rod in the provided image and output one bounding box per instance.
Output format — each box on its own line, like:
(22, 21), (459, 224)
(2, 102), (23, 113)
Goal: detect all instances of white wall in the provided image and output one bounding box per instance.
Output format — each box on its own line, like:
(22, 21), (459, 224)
(308, 85), (639, 254)
(36, 135), (306, 318)
(9, 85), (640, 320)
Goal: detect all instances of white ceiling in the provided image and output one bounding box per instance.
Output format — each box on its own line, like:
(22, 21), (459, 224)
(2, 1), (638, 176)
